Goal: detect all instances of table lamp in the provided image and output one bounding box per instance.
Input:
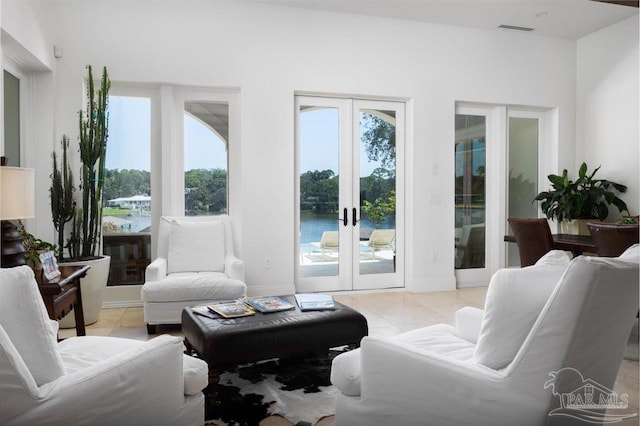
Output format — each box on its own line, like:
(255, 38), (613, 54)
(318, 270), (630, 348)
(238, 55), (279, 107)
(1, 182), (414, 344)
(0, 164), (36, 268)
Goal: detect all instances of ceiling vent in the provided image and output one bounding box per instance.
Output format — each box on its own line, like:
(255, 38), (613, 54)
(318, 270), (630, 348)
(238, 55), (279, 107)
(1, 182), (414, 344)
(498, 24), (534, 32)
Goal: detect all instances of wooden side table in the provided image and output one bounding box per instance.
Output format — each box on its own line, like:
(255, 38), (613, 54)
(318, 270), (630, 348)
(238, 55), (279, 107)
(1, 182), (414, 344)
(35, 265), (90, 336)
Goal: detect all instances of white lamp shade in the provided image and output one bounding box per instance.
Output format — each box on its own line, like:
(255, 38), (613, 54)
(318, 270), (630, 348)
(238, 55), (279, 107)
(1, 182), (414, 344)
(0, 166), (36, 220)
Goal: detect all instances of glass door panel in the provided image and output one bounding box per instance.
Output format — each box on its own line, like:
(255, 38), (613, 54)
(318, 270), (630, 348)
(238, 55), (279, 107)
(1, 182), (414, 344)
(454, 114), (486, 270)
(507, 115), (540, 266)
(357, 108), (397, 277)
(298, 104), (342, 281)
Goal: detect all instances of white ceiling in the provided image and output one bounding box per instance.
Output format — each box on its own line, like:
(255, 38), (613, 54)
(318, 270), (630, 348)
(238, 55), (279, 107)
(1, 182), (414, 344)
(246, 0), (638, 39)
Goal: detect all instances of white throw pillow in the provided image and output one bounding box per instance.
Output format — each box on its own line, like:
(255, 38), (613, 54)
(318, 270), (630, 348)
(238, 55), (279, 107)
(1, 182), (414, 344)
(0, 266), (67, 385)
(619, 244), (639, 264)
(472, 263), (568, 370)
(168, 220), (225, 273)
(534, 250), (572, 267)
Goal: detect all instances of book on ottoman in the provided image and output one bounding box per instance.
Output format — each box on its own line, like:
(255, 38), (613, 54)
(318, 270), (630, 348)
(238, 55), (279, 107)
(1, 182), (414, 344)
(295, 293), (335, 311)
(208, 300), (255, 318)
(247, 296), (295, 313)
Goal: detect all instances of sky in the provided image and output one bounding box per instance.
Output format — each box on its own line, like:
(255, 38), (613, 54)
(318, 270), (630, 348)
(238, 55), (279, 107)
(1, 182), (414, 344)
(106, 96), (226, 172)
(300, 108), (381, 177)
(106, 96), (382, 177)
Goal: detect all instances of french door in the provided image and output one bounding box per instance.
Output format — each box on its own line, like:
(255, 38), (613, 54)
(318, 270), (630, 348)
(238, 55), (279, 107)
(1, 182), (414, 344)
(454, 104), (550, 286)
(295, 96), (404, 292)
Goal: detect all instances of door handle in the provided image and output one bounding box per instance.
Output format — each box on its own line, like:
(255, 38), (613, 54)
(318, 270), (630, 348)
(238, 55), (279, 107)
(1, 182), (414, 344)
(339, 207), (348, 227)
(352, 207), (358, 226)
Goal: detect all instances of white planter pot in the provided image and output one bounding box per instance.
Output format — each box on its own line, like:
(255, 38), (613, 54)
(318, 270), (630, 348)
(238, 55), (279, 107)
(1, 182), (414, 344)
(561, 219), (599, 236)
(58, 255), (111, 328)
(560, 220), (579, 235)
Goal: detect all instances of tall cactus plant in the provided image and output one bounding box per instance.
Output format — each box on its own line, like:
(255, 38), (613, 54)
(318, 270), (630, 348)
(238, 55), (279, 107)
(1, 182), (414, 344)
(73, 65), (110, 259)
(50, 135), (76, 262)
(54, 65), (110, 260)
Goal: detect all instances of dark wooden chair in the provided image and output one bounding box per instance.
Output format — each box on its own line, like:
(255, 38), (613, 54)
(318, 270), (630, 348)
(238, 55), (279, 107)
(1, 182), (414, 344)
(508, 217), (554, 267)
(586, 222), (639, 257)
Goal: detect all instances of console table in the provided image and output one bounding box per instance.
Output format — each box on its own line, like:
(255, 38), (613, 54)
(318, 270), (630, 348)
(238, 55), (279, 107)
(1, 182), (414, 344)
(35, 265), (90, 337)
(504, 233), (596, 256)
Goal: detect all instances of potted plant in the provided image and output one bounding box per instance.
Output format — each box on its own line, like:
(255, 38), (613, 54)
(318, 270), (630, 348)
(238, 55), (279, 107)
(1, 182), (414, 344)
(534, 162), (629, 235)
(16, 220), (57, 272)
(50, 65), (111, 327)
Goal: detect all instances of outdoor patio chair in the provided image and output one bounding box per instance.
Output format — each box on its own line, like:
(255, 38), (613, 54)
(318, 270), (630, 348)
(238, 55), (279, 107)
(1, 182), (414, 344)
(309, 230), (340, 257)
(361, 229), (395, 258)
(455, 223), (485, 268)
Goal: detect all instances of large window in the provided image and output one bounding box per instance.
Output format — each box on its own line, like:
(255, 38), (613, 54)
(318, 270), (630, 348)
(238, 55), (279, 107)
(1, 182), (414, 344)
(99, 86), (237, 294)
(184, 101), (229, 216)
(103, 95), (152, 286)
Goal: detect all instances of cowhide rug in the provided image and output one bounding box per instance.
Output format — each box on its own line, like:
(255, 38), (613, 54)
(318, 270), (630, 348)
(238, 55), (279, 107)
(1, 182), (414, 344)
(205, 347), (348, 426)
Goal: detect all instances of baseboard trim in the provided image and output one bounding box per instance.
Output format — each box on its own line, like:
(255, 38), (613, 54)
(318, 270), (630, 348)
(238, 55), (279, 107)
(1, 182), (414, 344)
(102, 300), (144, 309)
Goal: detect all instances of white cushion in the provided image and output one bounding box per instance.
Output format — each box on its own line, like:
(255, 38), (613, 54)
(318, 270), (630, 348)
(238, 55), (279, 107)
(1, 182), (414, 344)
(331, 324), (476, 398)
(167, 220), (225, 273)
(330, 348), (362, 396)
(619, 243), (640, 264)
(59, 335), (207, 396)
(394, 324), (476, 361)
(534, 249), (571, 267)
(0, 266), (67, 385)
(141, 272), (246, 303)
(183, 353), (208, 396)
(472, 263), (567, 370)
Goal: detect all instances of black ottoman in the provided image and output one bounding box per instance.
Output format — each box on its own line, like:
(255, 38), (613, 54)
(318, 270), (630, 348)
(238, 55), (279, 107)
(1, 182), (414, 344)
(181, 295), (368, 403)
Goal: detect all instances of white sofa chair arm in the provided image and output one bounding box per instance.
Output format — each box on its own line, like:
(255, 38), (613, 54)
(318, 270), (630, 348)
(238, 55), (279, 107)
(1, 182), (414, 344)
(145, 257), (168, 282)
(16, 335), (196, 426)
(351, 336), (542, 426)
(455, 306), (484, 344)
(225, 255), (245, 282)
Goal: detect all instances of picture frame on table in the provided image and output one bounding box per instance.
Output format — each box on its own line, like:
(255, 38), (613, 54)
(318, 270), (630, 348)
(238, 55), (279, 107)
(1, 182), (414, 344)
(39, 251), (61, 281)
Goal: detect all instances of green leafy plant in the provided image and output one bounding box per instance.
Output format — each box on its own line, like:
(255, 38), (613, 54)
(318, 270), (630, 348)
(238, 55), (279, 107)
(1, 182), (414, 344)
(51, 65), (110, 261)
(534, 163), (628, 222)
(362, 191), (396, 228)
(617, 215), (639, 225)
(17, 220), (57, 269)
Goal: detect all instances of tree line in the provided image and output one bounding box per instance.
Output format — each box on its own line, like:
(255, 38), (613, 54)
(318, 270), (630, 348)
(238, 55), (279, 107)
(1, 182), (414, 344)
(300, 168), (395, 217)
(102, 111), (396, 217)
(103, 168), (228, 215)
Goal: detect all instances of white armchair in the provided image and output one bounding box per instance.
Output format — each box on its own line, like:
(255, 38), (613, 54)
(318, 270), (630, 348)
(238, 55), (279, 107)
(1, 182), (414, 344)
(331, 250), (639, 425)
(141, 215), (247, 334)
(141, 215), (246, 333)
(0, 266), (208, 426)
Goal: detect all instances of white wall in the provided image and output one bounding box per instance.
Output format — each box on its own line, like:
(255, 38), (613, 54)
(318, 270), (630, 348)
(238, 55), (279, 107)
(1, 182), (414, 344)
(1, 0), (56, 242)
(1, 0), (54, 70)
(576, 15), (639, 219)
(18, 0), (582, 296)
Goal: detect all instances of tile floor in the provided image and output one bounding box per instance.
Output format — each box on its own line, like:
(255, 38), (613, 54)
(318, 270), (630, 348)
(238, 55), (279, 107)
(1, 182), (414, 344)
(59, 287), (639, 425)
